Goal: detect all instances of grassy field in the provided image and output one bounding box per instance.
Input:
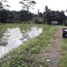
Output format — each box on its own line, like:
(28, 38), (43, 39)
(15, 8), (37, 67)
(0, 23), (61, 67)
(58, 38), (67, 67)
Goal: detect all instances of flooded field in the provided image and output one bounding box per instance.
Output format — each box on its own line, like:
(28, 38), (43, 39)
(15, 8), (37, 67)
(0, 27), (42, 58)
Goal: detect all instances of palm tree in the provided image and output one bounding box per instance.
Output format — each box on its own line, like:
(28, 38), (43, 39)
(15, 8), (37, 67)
(19, 0), (36, 12)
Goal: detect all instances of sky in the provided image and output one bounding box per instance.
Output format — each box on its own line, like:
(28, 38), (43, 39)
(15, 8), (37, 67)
(2, 0), (67, 14)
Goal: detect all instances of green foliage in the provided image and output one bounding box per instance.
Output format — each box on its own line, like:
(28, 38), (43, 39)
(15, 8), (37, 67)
(43, 7), (65, 25)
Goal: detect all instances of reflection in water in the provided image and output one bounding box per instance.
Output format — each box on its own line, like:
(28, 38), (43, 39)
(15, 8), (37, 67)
(0, 27), (42, 58)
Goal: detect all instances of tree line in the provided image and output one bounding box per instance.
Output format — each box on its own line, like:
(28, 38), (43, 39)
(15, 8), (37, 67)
(0, 0), (67, 25)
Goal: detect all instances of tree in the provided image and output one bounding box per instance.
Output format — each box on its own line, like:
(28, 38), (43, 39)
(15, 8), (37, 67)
(0, 0), (10, 10)
(43, 6), (50, 24)
(0, 1), (3, 10)
(20, 10), (33, 22)
(19, 0), (36, 23)
(0, 0), (10, 23)
(19, 0), (36, 12)
(43, 6), (65, 25)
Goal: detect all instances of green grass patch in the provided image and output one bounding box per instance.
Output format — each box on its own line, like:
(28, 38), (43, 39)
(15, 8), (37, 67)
(58, 38), (67, 67)
(0, 23), (58, 67)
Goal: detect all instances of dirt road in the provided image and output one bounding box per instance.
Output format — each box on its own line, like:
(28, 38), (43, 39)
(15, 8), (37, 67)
(46, 28), (62, 67)
(38, 27), (62, 67)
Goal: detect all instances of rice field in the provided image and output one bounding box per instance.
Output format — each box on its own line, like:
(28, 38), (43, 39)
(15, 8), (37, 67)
(0, 23), (66, 67)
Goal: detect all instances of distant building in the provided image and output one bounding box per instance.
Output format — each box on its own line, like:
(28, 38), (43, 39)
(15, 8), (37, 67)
(51, 21), (59, 25)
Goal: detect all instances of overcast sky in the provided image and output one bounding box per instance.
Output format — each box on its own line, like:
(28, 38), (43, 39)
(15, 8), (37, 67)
(2, 0), (67, 14)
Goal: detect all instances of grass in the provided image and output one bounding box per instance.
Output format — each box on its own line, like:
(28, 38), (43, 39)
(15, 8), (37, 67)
(0, 23), (58, 67)
(58, 38), (67, 67)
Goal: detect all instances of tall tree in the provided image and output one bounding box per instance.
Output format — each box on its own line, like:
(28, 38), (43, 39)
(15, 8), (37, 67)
(44, 6), (50, 24)
(0, 0), (3, 10)
(19, 0), (36, 12)
(0, 0), (10, 23)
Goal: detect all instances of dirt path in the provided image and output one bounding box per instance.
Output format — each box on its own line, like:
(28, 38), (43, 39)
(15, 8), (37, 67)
(45, 27), (62, 67)
(37, 27), (62, 67)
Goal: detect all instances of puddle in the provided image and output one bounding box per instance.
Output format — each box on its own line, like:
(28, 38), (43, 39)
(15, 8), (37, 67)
(0, 27), (43, 58)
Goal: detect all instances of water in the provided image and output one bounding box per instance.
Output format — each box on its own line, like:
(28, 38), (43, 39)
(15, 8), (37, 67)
(28, 27), (42, 38)
(0, 27), (43, 58)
